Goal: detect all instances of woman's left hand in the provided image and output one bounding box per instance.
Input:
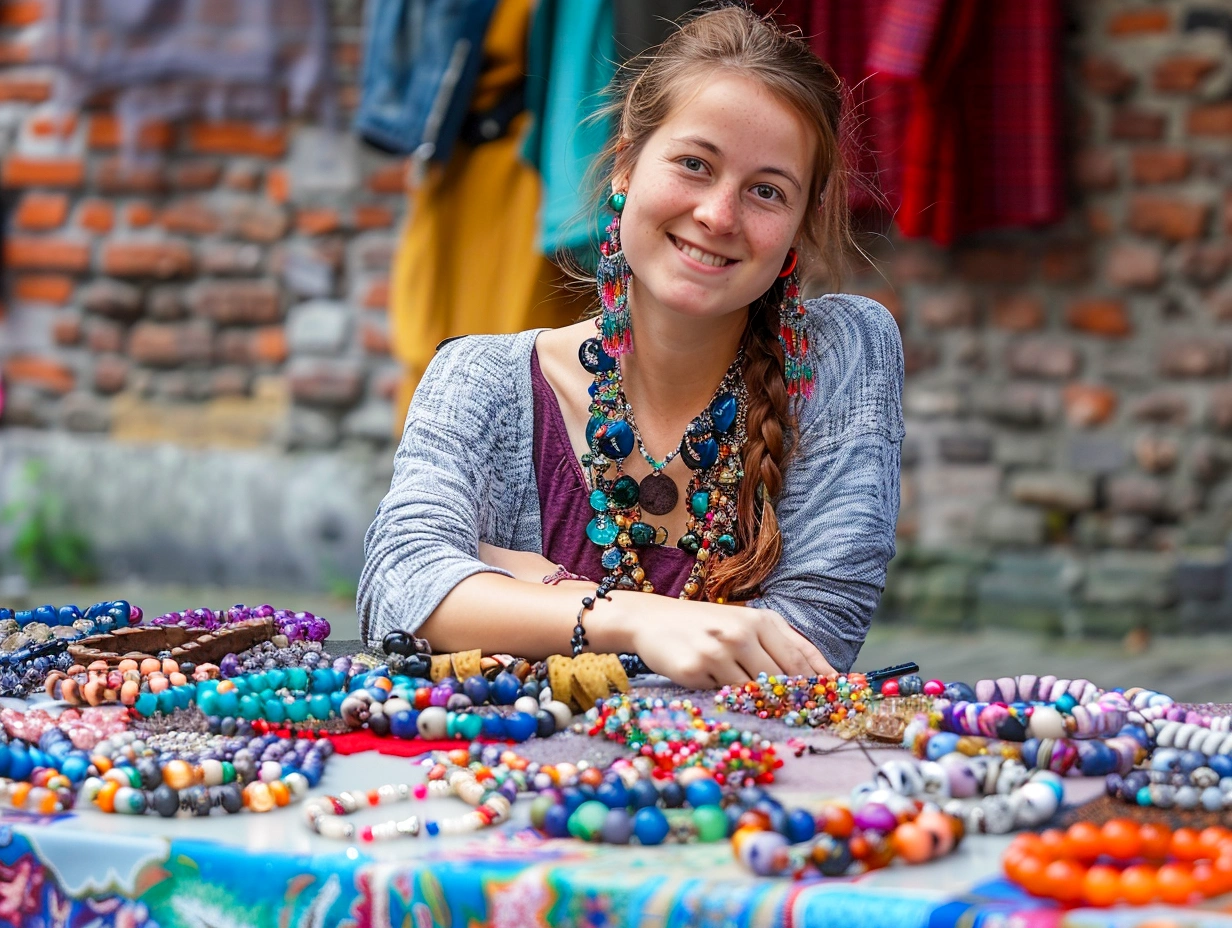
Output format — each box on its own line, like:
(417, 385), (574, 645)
(477, 543), (566, 584)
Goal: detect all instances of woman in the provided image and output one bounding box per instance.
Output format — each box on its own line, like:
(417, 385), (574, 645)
(358, 5), (904, 688)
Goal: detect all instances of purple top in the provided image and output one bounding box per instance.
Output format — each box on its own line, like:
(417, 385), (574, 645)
(531, 347), (695, 597)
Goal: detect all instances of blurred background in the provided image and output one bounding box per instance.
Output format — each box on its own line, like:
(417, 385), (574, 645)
(0, 1), (1231, 693)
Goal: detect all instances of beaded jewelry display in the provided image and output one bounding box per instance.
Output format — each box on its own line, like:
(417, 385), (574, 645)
(935, 692), (1131, 742)
(1106, 749), (1232, 812)
(82, 730), (330, 817)
(584, 694), (780, 785)
(1003, 820), (1232, 905)
(579, 333), (747, 598)
(906, 721), (1146, 779)
(532, 765), (743, 846)
(0, 600), (140, 698)
(304, 761), (511, 841)
(150, 604), (331, 644)
(733, 799), (964, 878)
(714, 671), (874, 729)
(0, 774), (74, 814)
(859, 757), (1064, 835)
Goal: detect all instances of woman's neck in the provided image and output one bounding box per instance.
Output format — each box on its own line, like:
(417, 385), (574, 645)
(618, 281), (747, 422)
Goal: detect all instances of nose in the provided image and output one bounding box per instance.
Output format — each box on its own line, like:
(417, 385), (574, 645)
(693, 183), (740, 236)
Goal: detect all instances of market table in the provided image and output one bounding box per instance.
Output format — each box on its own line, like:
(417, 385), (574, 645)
(4, 690), (1231, 928)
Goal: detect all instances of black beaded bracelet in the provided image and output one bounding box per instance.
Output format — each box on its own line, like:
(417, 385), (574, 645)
(571, 580), (616, 656)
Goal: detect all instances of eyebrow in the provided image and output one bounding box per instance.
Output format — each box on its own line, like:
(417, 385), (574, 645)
(672, 135), (803, 192)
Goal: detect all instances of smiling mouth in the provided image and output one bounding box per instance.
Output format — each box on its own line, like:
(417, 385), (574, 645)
(669, 234), (735, 268)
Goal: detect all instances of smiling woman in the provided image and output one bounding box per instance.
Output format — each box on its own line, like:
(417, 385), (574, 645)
(357, 5), (905, 689)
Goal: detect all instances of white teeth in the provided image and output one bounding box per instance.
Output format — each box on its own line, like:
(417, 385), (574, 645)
(672, 236), (731, 267)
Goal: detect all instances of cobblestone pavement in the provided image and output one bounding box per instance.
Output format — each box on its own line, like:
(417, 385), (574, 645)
(22, 583), (1232, 704)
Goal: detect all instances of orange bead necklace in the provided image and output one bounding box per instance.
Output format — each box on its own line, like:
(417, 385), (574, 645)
(1003, 819), (1232, 906)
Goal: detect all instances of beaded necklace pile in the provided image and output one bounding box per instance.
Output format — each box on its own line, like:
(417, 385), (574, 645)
(578, 329), (747, 598)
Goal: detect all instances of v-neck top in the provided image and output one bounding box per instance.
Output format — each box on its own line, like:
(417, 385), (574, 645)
(358, 293), (906, 673)
(530, 347), (695, 596)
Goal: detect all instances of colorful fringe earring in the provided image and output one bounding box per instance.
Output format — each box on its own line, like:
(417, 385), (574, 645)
(597, 191), (633, 357)
(777, 250), (813, 399)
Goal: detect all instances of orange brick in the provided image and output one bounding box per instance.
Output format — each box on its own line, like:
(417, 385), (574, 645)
(362, 278), (390, 310)
(3, 355), (75, 394)
(87, 114), (175, 150)
(2, 157), (86, 188)
(0, 0), (43, 26)
(1154, 56), (1218, 92)
(296, 207), (341, 235)
(252, 327), (288, 364)
(1107, 9), (1170, 35)
(367, 162), (408, 194)
(4, 237), (91, 273)
(1188, 104), (1232, 136)
(27, 113), (77, 138)
(14, 275), (73, 304)
(1063, 384), (1118, 427)
(265, 167), (289, 204)
(0, 76), (52, 102)
(78, 199), (115, 233)
(101, 241), (194, 278)
(0, 39), (31, 65)
(1067, 298), (1132, 337)
(125, 201), (156, 227)
(14, 193), (69, 231)
(354, 205), (394, 229)
(186, 121), (287, 157)
(362, 322), (391, 355)
(1130, 149), (1190, 185)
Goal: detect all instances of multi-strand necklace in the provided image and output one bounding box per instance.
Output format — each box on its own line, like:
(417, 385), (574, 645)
(578, 327), (747, 598)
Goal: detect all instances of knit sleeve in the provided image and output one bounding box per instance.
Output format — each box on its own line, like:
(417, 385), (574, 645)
(749, 294), (905, 672)
(356, 336), (517, 646)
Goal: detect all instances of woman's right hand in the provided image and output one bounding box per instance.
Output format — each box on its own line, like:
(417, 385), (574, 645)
(606, 594), (835, 688)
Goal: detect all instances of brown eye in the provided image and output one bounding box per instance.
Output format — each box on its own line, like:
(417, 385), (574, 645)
(754, 184), (780, 201)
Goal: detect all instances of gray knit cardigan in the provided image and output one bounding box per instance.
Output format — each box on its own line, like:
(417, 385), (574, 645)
(357, 294), (905, 672)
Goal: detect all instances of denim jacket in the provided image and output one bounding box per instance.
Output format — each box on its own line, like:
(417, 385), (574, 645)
(355, 0), (499, 162)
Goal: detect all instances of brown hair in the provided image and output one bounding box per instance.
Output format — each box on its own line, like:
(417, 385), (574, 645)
(589, 4), (853, 602)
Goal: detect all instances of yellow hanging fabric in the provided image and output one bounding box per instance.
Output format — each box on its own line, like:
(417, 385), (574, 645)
(389, 0), (589, 429)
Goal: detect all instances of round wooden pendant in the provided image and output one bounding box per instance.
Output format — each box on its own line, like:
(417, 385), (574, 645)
(638, 471), (679, 516)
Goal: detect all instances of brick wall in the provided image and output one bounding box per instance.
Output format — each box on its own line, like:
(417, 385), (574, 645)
(855, 1), (1232, 632)
(1, 0), (1231, 616)
(0, 0), (406, 448)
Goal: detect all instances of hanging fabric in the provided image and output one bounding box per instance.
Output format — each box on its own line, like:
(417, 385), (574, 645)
(388, 0), (589, 425)
(755, 0), (1064, 245)
(521, 0), (617, 260)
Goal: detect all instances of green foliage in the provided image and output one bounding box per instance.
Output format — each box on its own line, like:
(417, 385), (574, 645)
(1, 460), (98, 584)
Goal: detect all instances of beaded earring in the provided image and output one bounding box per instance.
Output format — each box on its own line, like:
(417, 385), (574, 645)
(597, 190), (632, 357)
(777, 250), (813, 399)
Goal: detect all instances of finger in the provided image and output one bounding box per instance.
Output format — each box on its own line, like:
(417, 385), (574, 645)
(757, 620), (820, 677)
(710, 656), (754, 687)
(734, 639), (786, 680)
(770, 616), (835, 677)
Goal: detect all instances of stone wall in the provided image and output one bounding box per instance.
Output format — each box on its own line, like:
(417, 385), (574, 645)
(1, 0), (1231, 622)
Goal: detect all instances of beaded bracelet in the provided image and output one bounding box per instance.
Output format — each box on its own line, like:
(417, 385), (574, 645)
(714, 671), (874, 729)
(572, 582), (613, 657)
(0, 774), (74, 814)
(1153, 719), (1232, 755)
(303, 761), (511, 841)
(936, 692), (1131, 742)
(1107, 754), (1232, 812)
(1004, 820), (1232, 905)
(906, 722), (1145, 778)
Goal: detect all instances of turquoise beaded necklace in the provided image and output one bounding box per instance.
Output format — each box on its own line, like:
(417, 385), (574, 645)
(579, 329), (746, 599)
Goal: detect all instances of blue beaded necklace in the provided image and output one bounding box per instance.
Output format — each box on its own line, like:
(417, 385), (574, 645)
(579, 329), (746, 599)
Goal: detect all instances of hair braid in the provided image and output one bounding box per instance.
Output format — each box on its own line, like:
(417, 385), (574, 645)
(705, 289), (793, 602)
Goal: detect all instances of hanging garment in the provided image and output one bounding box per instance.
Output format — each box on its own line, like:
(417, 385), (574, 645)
(755, 0), (1064, 245)
(355, 0), (499, 163)
(520, 0), (617, 259)
(45, 0), (334, 158)
(389, 0), (589, 425)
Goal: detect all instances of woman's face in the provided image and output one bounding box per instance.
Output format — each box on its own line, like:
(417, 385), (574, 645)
(616, 72), (815, 325)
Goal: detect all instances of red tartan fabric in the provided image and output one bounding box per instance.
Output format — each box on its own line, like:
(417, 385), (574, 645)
(754, 0), (1065, 245)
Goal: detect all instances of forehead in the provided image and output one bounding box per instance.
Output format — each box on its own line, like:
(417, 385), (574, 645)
(651, 71), (814, 170)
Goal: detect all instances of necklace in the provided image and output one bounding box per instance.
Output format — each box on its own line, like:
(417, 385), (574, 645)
(579, 326), (747, 598)
(303, 762), (511, 841)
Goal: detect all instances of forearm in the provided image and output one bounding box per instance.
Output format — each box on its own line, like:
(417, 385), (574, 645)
(417, 572), (635, 659)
